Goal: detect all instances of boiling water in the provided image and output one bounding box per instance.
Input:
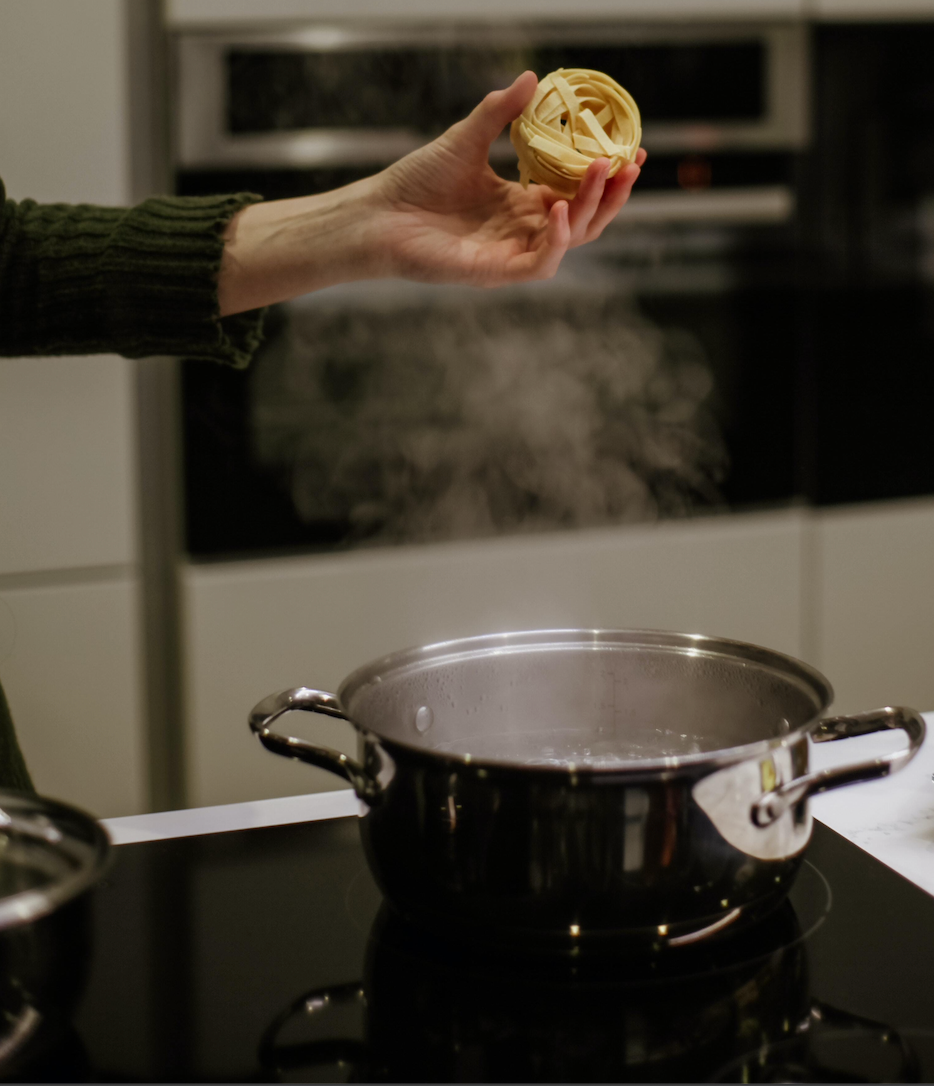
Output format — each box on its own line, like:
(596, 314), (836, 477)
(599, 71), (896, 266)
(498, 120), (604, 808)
(346, 637), (818, 768)
(429, 728), (707, 768)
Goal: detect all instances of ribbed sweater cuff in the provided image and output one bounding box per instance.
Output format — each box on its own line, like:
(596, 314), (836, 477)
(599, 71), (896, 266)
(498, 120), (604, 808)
(4, 190), (266, 367)
(102, 193), (267, 368)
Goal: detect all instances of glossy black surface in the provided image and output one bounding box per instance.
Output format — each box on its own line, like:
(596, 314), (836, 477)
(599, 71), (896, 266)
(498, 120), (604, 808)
(0, 817), (923, 1081)
(261, 862), (831, 1083)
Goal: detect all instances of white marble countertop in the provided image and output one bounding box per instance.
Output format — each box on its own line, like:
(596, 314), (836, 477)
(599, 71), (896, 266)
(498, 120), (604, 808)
(810, 710), (934, 896)
(102, 788), (364, 845)
(102, 711), (934, 896)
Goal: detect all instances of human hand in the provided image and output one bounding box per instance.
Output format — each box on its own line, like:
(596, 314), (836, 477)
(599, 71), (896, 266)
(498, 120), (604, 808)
(372, 69), (646, 287)
(218, 71), (646, 316)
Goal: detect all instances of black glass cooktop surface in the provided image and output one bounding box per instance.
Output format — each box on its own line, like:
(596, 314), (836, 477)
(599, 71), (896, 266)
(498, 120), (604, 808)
(11, 817), (934, 1082)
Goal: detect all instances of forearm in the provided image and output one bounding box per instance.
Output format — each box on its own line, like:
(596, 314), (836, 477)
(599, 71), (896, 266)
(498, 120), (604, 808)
(0, 177), (267, 367)
(217, 175), (388, 317)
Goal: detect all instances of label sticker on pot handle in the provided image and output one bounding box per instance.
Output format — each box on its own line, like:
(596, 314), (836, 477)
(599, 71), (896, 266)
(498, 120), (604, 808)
(693, 743), (811, 861)
(760, 756), (778, 794)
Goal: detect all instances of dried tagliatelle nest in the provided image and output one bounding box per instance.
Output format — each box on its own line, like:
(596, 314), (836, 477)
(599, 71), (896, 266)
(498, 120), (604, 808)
(510, 68), (642, 199)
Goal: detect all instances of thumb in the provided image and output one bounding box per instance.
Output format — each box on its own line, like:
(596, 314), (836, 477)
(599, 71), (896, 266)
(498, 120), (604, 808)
(462, 70), (539, 150)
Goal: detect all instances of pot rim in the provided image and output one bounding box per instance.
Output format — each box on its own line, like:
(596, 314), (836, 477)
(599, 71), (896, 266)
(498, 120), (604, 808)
(336, 628), (834, 776)
(0, 791), (111, 932)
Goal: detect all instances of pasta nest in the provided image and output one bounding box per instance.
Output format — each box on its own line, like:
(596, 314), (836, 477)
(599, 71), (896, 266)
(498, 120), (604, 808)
(510, 69), (642, 199)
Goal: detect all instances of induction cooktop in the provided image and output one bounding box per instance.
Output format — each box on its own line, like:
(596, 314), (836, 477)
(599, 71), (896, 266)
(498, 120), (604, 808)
(11, 816), (934, 1082)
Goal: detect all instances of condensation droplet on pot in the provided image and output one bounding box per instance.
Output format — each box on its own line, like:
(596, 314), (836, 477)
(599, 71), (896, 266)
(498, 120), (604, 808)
(415, 706), (434, 733)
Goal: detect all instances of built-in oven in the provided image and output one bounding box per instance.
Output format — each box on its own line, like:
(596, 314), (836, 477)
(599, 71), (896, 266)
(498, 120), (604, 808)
(170, 17), (934, 559)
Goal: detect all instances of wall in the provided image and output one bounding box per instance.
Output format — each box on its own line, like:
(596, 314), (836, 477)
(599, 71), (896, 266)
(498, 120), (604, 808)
(0, 0), (147, 816)
(815, 499), (934, 715)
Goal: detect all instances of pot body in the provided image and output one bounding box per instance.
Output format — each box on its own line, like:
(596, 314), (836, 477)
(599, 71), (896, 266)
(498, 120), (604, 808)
(358, 735), (809, 947)
(250, 630), (924, 947)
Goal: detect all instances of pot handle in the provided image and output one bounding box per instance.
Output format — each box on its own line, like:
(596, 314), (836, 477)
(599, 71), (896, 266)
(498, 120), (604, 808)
(752, 705), (925, 827)
(258, 981), (368, 1079)
(249, 687), (382, 805)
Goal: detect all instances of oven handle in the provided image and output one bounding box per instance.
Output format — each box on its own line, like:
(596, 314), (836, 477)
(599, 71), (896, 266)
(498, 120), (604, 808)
(249, 687), (383, 806)
(751, 706), (925, 827)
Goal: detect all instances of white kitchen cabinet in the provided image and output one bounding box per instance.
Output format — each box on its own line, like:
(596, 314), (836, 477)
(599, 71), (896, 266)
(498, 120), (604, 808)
(0, 356), (137, 576)
(0, 0), (144, 818)
(0, 0), (127, 207)
(183, 508), (807, 807)
(0, 576), (147, 817)
(0, 2), (136, 579)
(813, 498), (934, 717)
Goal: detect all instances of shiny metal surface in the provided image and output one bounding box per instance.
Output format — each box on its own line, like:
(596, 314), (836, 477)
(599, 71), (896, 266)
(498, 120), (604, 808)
(248, 629), (924, 943)
(0, 792), (110, 932)
(751, 706), (926, 827)
(334, 629), (832, 770)
(0, 792), (108, 1076)
(249, 687), (383, 804)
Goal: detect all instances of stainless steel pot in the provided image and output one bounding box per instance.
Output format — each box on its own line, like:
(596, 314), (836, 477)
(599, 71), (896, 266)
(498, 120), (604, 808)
(0, 790), (111, 1075)
(249, 629), (924, 949)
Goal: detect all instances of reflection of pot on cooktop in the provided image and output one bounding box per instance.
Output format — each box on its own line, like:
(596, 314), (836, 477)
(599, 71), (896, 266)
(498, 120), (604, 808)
(261, 862), (830, 1083)
(715, 1008), (934, 1083)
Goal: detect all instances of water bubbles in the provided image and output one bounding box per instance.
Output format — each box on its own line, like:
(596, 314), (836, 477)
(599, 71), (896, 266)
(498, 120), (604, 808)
(414, 706), (434, 734)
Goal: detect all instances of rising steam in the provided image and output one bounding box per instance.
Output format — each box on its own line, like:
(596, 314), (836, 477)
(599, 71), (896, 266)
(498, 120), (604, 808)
(250, 289), (727, 547)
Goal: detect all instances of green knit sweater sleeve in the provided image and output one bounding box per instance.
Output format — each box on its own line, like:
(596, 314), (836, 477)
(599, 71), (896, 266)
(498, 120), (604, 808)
(0, 177), (266, 368)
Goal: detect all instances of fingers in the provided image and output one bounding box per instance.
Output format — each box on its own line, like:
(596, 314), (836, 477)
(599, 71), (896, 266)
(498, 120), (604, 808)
(463, 70), (539, 151)
(504, 199), (570, 282)
(567, 158), (611, 243)
(565, 151), (645, 245)
(581, 161), (642, 242)
(636, 147), (648, 167)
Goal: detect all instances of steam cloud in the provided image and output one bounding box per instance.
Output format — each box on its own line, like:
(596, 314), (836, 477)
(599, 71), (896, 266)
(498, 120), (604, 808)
(250, 291), (727, 547)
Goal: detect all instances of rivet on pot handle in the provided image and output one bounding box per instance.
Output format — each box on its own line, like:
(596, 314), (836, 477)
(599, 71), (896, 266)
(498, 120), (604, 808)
(249, 687), (383, 806)
(752, 706), (926, 828)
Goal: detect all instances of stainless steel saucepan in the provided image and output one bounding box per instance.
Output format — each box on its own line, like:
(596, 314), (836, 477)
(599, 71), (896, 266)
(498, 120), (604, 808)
(0, 791), (110, 1074)
(249, 629), (924, 949)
